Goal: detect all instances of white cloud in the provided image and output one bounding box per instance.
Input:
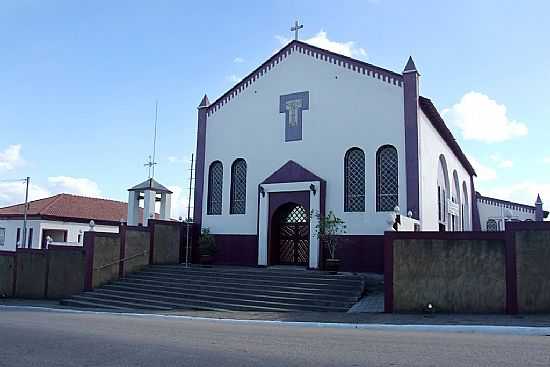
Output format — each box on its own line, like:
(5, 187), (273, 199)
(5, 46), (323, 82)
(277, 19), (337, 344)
(443, 92), (528, 143)
(233, 57), (245, 63)
(468, 155), (497, 181)
(275, 30), (367, 59)
(168, 185), (192, 220)
(47, 176), (102, 198)
(483, 182), (550, 208)
(0, 144), (25, 172)
(226, 74), (241, 83)
(168, 154), (193, 166)
(0, 181), (50, 208)
(544, 156), (550, 165)
(498, 160), (513, 168)
(489, 153), (513, 169)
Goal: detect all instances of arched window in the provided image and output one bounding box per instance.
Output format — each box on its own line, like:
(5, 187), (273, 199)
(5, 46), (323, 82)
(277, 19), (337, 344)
(344, 148), (365, 212)
(230, 159), (247, 214)
(207, 161), (223, 215)
(437, 155), (450, 229)
(376, 145), (398, 212)
(486, 219), (499, 232)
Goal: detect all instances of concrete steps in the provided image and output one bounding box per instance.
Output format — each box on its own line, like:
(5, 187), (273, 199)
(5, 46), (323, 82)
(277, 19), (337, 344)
(61, 265), (365, 312)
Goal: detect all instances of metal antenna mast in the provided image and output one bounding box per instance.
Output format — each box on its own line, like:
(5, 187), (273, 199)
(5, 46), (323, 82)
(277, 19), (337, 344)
(184, 154), (194, 268)
(152, 100), (159, 178)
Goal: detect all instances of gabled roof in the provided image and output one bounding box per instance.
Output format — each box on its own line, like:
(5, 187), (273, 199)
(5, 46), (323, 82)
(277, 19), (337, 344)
(0, 193), (153, 224)
(129, 178), (172, 194)
(262, 160), (324, 184)
(206, 40), (404, 116)
(419, 96), (476, 177)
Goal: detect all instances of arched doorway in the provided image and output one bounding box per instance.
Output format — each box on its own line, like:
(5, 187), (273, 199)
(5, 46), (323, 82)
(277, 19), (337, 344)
(270, 203), (309, 266)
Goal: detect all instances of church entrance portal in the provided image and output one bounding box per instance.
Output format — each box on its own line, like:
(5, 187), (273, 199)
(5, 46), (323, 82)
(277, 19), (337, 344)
(271, 203), (310, 266)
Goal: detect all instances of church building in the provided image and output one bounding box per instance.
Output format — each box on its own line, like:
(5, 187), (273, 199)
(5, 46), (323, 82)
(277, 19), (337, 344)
(191, 39), (536, 270)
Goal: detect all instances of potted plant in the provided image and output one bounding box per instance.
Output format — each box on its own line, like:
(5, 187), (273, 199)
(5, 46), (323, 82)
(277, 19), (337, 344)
(198, 228), (217, 265)
(313, 211), (346, 273)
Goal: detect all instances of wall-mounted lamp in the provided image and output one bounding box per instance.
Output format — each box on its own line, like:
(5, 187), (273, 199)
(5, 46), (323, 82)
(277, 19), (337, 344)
(309, 184), (316, 196)
(259, 186), (265, 198)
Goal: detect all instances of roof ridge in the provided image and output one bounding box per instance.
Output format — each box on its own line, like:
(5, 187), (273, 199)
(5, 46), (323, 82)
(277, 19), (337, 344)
(40, 193), (65, 215)
(206, 40), (403, 115)
(477, 193), (538, 210)
(0, 196), (52, 210)
(418, 96), (476, 177)
(57, 193), (127, 204)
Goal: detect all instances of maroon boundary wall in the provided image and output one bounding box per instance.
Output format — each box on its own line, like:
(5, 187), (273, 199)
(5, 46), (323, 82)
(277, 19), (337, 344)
(1, 220), (192, 300)
(384, 222), (550, 314)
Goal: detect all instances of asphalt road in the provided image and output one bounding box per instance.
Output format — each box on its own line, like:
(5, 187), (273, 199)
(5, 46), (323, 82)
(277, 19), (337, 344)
(1, 308), (549, 367)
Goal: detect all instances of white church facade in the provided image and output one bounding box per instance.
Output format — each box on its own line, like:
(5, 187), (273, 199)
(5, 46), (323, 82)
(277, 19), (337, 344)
(192, 40), (541, 270)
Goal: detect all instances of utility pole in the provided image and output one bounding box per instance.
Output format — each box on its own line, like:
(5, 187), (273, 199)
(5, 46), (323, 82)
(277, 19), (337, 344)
(22, 177), (30, 248)
(0, 177), (31, 248)
(185, 154), (194, 268)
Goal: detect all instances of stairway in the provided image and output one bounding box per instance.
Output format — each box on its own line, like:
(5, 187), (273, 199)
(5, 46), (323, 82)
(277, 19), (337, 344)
(61, 265), (365, 312)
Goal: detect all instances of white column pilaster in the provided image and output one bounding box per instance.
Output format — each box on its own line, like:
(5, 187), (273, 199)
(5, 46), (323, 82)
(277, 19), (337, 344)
(160, 193), (172, 220)
(143, 190), (156, 226)
(127, 191), (139, 226)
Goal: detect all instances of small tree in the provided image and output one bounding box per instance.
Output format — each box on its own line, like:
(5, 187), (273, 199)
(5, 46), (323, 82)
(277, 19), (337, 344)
(198, 228), (217, 257)
(312, 211), (346, 260)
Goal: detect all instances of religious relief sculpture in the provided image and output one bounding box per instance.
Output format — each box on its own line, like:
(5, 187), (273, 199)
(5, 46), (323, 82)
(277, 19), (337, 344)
(286, 99), (303, 127)
(279, 91), (309, 142)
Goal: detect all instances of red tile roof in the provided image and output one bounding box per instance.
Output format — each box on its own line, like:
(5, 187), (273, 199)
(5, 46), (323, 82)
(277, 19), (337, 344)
(0, 194), (147, 224)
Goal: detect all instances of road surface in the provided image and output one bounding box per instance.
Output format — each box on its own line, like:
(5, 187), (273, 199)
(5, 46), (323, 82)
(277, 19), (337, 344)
(0, 308), (549, 366)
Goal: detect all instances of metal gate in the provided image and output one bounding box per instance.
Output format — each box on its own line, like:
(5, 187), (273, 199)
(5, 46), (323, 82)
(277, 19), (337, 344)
(279, 205), (309, 266)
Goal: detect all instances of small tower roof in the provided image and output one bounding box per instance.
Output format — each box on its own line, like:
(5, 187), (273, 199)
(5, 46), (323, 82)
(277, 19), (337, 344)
(198, 94), (210, 109)
(129, 178), (173, 194)
(404, 56), (418, 73)
(536, 194), (543, 204)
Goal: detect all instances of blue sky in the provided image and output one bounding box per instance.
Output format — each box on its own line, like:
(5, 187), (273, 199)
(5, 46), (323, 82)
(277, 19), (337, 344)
(1, 0), (549, 217)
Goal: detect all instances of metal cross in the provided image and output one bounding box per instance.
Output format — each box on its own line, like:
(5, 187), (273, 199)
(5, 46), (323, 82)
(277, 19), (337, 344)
(144, 155), (157, 179)
(291, 20), (303, 41)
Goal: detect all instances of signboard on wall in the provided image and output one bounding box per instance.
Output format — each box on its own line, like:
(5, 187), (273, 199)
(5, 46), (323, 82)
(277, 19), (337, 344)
(448, 200), (460, 216)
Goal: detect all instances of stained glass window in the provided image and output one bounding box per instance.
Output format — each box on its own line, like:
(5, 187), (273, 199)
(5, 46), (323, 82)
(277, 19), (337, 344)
(230, 159), (247, 214)
(207, 161), (223, 215)
(344, 148), (365, 212)
(376, 146), (399, 211)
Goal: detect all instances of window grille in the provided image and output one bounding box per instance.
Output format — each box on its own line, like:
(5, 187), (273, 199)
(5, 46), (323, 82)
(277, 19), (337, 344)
(344, 148), (365, 212)
(207, 161), (223, 215)
(230, 159), (247, 214)
(376, 146), (398, 211)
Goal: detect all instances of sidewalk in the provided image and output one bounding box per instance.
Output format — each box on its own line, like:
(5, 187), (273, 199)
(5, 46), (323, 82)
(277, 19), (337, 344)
(2, 299), (550, 328)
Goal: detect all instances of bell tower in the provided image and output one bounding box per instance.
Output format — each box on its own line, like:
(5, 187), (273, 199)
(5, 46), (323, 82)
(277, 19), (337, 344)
(127, 178), (173, 226)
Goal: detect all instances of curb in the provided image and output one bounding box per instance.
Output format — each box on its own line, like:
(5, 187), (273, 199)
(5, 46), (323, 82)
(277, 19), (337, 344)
(2, 305), (550, 336)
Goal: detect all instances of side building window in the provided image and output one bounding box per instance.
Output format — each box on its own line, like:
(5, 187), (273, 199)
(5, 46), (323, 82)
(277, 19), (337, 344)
(16, 228), (21, 248)
(0, 227), (5, 246)
(28, 228), (33, 247)
(376, 145), (399, 211)
(207, 161), (223, 215)
(487, 219), (499, 231)
(230, 159), (247, 214)
(344, 148), (365, 212)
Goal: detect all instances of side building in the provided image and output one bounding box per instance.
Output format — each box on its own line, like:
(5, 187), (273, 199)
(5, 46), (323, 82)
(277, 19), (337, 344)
(0, 193), (147, 251)
(477, 193), (548, 231)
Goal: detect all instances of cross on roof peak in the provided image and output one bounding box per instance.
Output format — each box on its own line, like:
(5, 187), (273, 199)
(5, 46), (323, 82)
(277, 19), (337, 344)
(291, 20), (303, 41)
